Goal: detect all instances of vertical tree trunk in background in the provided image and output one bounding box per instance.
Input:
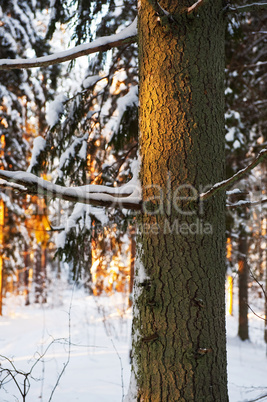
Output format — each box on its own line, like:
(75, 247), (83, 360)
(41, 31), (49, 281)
(35, 246), (42, 303)
(129, 226), (136, 307)
(264, 252), (267, 344)
(128, 1), (228, 400)
(238, 225), (249, 341)
(24, 244), (30, 306)
(35, 246), (47, 303)
(0, 199), (4, 316)
(41, 247), (47, 303)
(0, 255), (2, 316)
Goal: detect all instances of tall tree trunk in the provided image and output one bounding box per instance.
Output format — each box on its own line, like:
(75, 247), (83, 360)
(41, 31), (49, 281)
(128, 1), (228, 400)
(129, 225), (136, 307)
(34, 246), (42, 303)
(0, 255), (2, 316)
(0, 199), (4, 316)
(237, 225), (249, 341)
(264, 248), (267, 344)
(34, 246), (47, 304)
(24, 244), (30, 306)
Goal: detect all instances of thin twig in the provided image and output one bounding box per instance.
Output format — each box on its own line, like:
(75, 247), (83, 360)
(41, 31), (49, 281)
(227, 2), (267, 13)
(248, 392), (267, 402)
(200, 149), (267, 201)
(244, 61), (267, 69)
(247, 304), (267, 322)
(226, 198), (267, 209)
(48, 283), (75, 402)
(249, 269), (267, 300)
(110, 338), (125, 402)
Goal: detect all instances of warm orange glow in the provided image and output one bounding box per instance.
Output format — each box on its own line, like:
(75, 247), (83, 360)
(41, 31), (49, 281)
(0, 199), (4, 227)
(25, 197), (50, 246)
(41, 173), (52, 181)
(227, 275), (233, 316)
(29, 268), (33, 282)
(226, 237), (232, 260)
(0, 117), (8, 128)
(0, 199), (4, 248)
(0, 134), (5, 148)
(262, 218), (267, 236)
(90, 224), (131, 295)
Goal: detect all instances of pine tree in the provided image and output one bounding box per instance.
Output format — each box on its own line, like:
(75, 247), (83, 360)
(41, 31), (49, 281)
(1, 0), (267, 398)
(225, 4), (267, 340)
(0, 0), (60, 307)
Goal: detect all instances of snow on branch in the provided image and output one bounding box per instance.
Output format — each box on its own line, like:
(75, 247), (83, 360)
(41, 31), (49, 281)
(227, 2), (267, 13)
(243, 60), (267, 69)
(0, 170), (142, 211)
(227, 198), (267, 209)
(0, 18), (137, 70)
(200, 149), (267, 201)
(0, 179), (27, 192)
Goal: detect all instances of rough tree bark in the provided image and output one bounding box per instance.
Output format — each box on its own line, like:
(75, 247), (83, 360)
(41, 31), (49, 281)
(128, 0), (228, 400)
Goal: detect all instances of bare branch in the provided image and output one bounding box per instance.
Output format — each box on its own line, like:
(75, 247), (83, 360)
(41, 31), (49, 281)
(243, 60), (267, 69)
(200, 149), (267, 201)
(227, 2), (267, 13)
(248, 392), (267, 402)
(0, 170), (142, 211)
(187, 0), (205, 15)
(249, 268), (267, 300)
(0, 18), (137, 70)
(226, 198), (267, 209)
(48, 284), (74, 402)
(247, 304), (267, 322)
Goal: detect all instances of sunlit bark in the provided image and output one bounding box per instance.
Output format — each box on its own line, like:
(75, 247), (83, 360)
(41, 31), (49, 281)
(129, 0), (228, 400)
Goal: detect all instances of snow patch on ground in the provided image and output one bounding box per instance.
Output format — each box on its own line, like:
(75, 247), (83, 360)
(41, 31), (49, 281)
(0, 286), (267, 401)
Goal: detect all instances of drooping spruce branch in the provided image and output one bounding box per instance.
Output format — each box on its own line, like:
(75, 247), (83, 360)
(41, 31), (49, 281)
(0, 18), (137, 70)
(200, 149), (267, 201)
(0, 170), (142, 211)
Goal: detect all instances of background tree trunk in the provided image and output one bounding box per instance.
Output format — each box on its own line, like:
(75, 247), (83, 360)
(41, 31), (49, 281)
(264, 250), (267, 344)
(24, 244), (30, 306)
(238, 225), (249, 341)
(129, 226), (136, 307)
(0, 199), (4, 316)
(129, 1), (228, 400)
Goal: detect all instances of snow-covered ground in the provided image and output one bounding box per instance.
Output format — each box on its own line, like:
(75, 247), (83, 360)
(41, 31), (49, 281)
(0, 285), (267, 402)
(227, 308), (267, 402)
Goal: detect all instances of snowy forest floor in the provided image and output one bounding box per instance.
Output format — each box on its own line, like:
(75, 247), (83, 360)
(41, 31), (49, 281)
(0, 283), (267, 402)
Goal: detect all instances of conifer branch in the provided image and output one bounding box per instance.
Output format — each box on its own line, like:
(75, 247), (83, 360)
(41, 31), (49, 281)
(0, 19), (137, 70)
(227, 2), (267, 13)
(200, 149), (267, 201)
(226, 198), (267, 209)
(0, 171), (142, 211)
